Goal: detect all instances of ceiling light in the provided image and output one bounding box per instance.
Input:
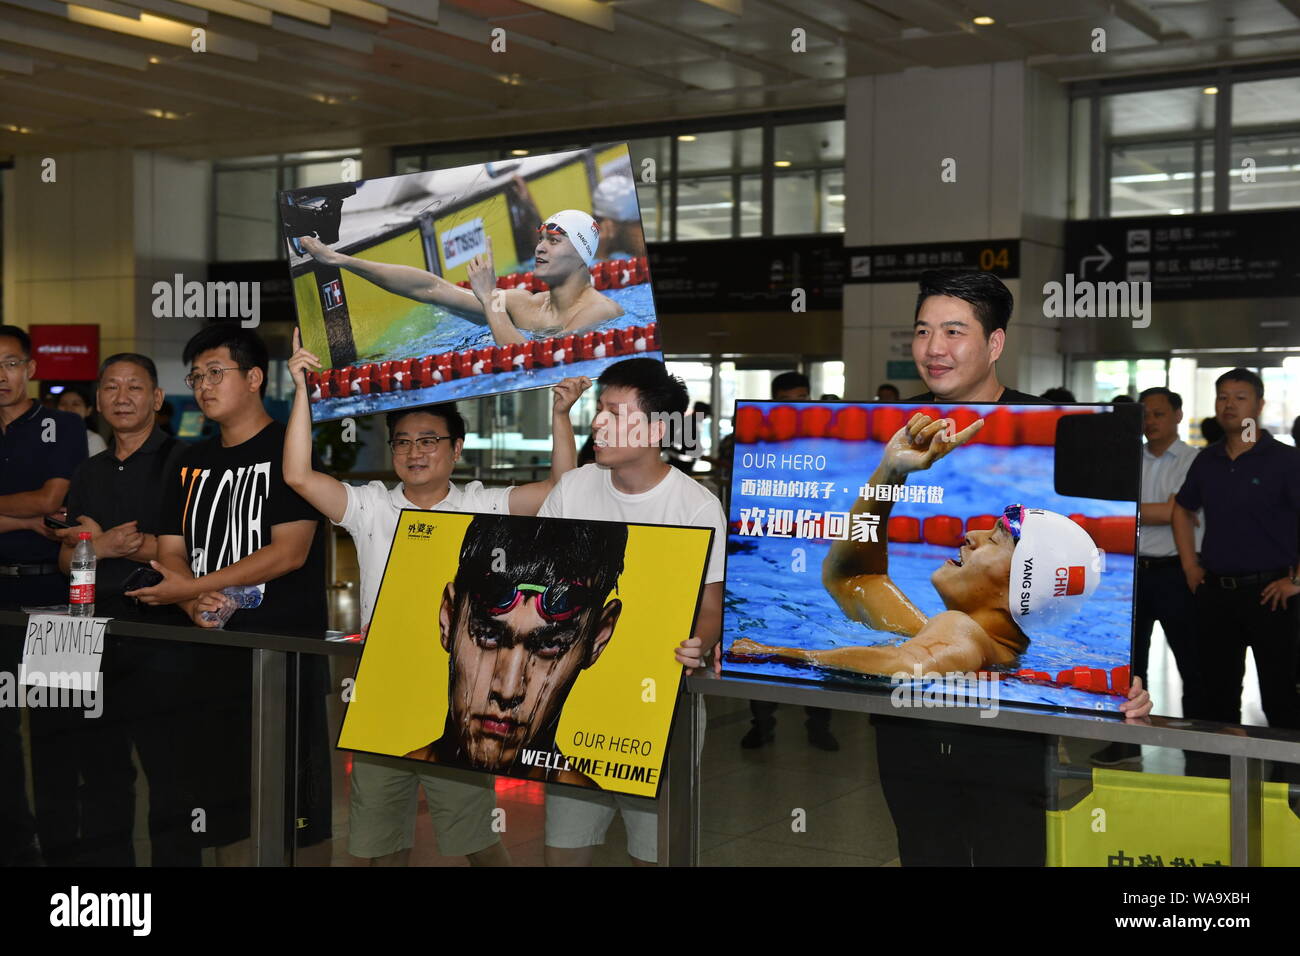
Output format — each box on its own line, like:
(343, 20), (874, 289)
(148, 56), (161, 65)
(677, 135), (697, 142)
(1203, 86), (1219, 95)
(774, 160), (792, 167)
(510, 148), (529, 156)
(973, 15), (995, 26)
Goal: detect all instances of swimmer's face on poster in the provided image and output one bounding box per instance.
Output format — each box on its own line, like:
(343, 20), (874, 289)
(723, 401), (1139, 714)
(338, 512), (712, 797)
(280, 144), (664, 423)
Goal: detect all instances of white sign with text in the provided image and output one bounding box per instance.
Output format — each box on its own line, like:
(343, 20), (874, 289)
(19, 614), (109, 692)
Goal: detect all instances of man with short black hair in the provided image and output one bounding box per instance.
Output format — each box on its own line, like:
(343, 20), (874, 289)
(910, 270), (1036, 404)
(130, 323), (332, 864)
(40, 352), (197, 865)
(875, 383), (900, 402)
(0, 323), (87, 866)
(540, 357), (726, 866)
(1173, 369), (1300, 734)
(285, 328), (586, 866)
(871, 272), (1151, 866)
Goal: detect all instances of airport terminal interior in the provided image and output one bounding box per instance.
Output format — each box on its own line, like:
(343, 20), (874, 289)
(2, 0), (1299, 870)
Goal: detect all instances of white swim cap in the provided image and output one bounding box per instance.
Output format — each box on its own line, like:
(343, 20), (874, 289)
(592, 175), (640, 222)
(541, 209), (599, 268)
(1005, 505), (1102, 637)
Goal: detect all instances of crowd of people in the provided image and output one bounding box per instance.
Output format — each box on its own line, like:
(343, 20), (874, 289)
(0, 265), (1294, 869)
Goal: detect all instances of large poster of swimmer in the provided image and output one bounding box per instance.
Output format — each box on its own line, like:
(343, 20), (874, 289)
(722, 401), (1141, 714)
(337, 511), (713, 798)
(280, 144), (660, 423)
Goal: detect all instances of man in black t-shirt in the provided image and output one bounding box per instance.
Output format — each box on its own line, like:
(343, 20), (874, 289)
(872, 271), (1151, 866)
(129, 325), (330, 864)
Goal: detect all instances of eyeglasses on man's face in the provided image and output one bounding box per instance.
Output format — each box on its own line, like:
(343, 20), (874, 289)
(388, 435), (451, 454)
(0, 358), (29, 372)
(184, 366), (248, 390)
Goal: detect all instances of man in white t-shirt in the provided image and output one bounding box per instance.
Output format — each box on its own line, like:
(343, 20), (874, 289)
(539, 358), (726, 866)
(284, 328), (590, 865)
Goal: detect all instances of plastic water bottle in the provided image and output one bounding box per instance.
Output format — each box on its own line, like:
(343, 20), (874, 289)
(200, 584), (264, 627)
(224, 585), (264, 610)
(70, 531), (95, 617)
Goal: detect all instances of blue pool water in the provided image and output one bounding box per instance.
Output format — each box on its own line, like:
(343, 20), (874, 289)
(311, 283), (658, 422)
(723, 435), (1137, 713)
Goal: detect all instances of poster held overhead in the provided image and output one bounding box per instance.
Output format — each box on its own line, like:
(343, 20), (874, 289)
(279, 144), (663, 423)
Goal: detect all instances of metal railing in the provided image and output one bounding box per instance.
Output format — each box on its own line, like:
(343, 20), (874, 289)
(7, 607), (1296, 867)
(663, 672), (1300, 866)
(0, 608), (361, 867)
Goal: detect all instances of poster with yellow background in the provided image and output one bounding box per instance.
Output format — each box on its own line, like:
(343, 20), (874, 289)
(338, 510), (712, 799)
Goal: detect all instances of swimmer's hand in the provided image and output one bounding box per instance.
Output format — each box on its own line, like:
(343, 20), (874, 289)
(880, 413), (984, 477)
(298, 235), (342, 267)
(727, 638), (776, 662)
(1119, 675), (1152, 722)
(552, 376), (592, 415)
(467, 235), (500, 309)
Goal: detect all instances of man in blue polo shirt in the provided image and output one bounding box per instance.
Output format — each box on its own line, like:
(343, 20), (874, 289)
(0, 323), (87, 865)
(1173, 368), (1300, 734)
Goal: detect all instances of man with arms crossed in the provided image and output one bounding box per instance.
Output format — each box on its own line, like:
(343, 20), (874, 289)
(287, 327), (588, 865)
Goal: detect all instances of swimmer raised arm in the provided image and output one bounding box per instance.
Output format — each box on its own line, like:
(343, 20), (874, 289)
(466, 233), (623, 346)
(823, 413), (984, 636)
(299, 235), (486, 321)
(730, 413), (1005, 676)
(301, 210), (623, 347)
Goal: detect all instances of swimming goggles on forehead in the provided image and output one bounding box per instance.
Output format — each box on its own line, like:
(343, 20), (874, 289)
(537, 222), (568, 237)
(471, 576), (597, 623)
(999, 503), (1025, 542)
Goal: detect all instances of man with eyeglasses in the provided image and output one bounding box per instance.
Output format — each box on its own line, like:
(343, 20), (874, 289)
(298, 208), (621, 347)
(285, 328), (588, 866)
(0, 324), (88, 866)
(128, 324), (332, 866)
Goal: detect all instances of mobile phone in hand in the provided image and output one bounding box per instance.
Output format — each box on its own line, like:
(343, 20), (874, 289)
(43, 515), (75, 530)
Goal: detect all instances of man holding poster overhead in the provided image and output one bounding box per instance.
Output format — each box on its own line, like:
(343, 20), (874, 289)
(539, 358), (726, 866)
